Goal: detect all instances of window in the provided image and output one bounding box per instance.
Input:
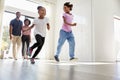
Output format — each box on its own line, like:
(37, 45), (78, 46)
(1, 0), (52, 59)
(5, 0), (40, 12)
(1, 12), (34, 59)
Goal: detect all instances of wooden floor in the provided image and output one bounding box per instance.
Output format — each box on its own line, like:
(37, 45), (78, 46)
(0, 59), (120, 80)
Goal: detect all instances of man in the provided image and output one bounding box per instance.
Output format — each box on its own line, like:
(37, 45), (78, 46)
(9, 12), (23, 60)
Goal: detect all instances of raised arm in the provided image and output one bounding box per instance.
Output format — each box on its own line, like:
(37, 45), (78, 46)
(29, 24), (35, 30)
(23, 24), (35, 32)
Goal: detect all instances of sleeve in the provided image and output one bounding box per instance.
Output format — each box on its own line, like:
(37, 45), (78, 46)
(63, 13), (67, 18)
(46, 17), (49, 24)
(10, 20), (13, 27)
(21, 21), (23, 30)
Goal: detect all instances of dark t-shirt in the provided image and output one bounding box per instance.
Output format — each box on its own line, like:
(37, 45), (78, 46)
(10, 18), (23, 36)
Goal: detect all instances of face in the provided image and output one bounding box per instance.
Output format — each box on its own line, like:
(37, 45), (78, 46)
(16, 12), (21, 18)
(63, 6), (70, 13)
(24, 20), (30, 26)
(38, 8), (46, 17)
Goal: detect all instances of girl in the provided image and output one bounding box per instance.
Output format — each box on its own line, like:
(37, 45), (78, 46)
(21, 19), (31, 59)
(27, 6), (50, 64)
(54, 2), (77, 62)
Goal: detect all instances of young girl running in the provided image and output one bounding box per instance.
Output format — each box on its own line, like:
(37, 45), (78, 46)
(21, 19), (31, 59)
(27, 6), (50, 64)
(54, 2), (77, 62)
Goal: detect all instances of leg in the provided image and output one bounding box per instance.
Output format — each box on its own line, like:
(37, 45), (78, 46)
(21, 35), (25, 57)
(26, 36), (30, 57)
(30, 34), (45, 64)
(12, 36), (17, 59)
(67, 32), (75, 58)
(55, 30), (67, 57)
(32, 44), (43, 58)
(28, 35), (42, 57)
(32, 35), (45, 58)
(26, 35), (30, 49)
(16, 36), (21, 59)
(31, 34), (43, 49)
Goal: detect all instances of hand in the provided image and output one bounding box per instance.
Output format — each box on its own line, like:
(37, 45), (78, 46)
(72, 23), (77, 26)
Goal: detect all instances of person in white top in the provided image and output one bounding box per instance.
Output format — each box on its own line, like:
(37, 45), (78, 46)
(26, 6), (50, 64)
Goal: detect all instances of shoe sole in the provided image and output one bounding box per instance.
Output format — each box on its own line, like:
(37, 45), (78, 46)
(70, 58), (78, 62)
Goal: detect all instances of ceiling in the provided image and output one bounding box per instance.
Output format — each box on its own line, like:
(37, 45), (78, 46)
(26, 0), (57, 4)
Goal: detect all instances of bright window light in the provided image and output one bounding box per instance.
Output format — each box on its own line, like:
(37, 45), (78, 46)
(5, 0), (41, 12)
(5, 0), (51, 18)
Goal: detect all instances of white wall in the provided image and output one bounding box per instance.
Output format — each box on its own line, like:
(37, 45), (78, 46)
(114, 0), (120, 17)
(45, 3), (56, 60)
(54, 0), (92, 61)
(92, 0), (115, 61)
(113, 0), (120, 61)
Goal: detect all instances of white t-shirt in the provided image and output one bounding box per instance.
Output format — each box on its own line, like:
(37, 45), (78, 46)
(33, 17), (49, 37)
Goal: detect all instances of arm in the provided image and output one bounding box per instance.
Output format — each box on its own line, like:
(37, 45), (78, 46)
(23, 24), (35, 32)
(47, 23), (50, 30)
(9, 25), (13, 40)
(29, 24), (35, 29)
(63, 16), (76, 26)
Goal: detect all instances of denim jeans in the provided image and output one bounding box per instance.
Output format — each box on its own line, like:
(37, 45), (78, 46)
(55, 30), (75, 58)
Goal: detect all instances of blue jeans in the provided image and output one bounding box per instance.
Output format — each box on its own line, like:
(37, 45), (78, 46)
(55, 30), (75, 58)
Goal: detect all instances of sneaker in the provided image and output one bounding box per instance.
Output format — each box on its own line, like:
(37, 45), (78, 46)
(54, 56), (59, 62)
(70, 57), (78, 61)
(30, 58), (35, 64)
(28, 48), (33, 57)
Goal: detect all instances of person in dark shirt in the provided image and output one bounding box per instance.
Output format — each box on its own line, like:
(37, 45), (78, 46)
(9, 12), (23, 60)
